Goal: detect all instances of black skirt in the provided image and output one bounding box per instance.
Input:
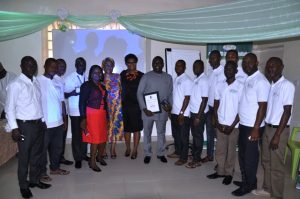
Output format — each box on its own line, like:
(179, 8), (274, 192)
(122, 105), (143, 132)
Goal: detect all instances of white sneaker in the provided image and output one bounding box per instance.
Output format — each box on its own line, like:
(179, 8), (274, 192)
(252, 189), (271, 197)
(296, 181), (300, 190)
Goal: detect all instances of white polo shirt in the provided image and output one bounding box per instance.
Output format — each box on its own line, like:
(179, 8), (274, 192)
(171, 73), (193, 117)
(265, 76), (295, 125)
(190, 73), (209, 114)
(236, 66), (248, 83)
(215, 80), (244, 128)
(207, 65), (226, 107)
(64, 72), (86, 116)
(37, 75), (63, 128)
(239, 70), (270, 127)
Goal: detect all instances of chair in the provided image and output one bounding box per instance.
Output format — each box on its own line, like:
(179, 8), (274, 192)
(284, 127), (300, 180)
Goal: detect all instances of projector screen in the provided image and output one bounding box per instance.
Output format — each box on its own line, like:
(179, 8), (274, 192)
(52, 29), (146, 76)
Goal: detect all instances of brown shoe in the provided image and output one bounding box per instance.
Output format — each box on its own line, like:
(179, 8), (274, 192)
(167, 152), (180, 158)
(201, 156), (214, 163)
(174, 159), (187, 166)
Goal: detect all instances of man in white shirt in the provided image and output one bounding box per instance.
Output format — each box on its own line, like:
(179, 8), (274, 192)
(207, 61), (243, 185)
(204, 50), (226, 163)
(0, 62), (17, 118)
(185, 60), (208, 169)
(232, 53), (270, 197)
(5, 56), (51, 199)
(171, 60), (193, 166)
(225, 49), (247, 83)
(64, 57), (87, 169)
(55, 58), (73, 166)
(38, 58), (70, 181)
(252, 57), (295, 198)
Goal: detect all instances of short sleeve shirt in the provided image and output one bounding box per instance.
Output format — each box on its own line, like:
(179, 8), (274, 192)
(189, 73), (209, 114)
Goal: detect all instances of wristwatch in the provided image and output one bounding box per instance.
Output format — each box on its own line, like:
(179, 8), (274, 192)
(179, 110), (184, 115)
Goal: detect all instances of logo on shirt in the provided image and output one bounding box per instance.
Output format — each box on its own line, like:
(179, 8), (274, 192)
(230, 89), (238, 93)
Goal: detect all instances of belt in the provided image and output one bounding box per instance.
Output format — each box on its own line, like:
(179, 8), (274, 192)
(16, 119), (42, 123)
(266, 123), (289, 128)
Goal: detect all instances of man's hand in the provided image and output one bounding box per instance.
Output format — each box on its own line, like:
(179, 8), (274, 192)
(143, 108), (154, 117)
(223, 125), (234, 135)
(178, 114), (185, 125)
(270, 134), (280, 150)
(249, 127), (260, 141)
(11, 129), (21, 142)
(162, 104), (172, 113)
(80, 118), (87, 130)
(193, 117), (200, 127)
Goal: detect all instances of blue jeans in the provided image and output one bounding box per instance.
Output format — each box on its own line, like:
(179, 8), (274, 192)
(190, 113), (206, 161)
(171, 114), (190, 161)
(205, 107), (216, 158)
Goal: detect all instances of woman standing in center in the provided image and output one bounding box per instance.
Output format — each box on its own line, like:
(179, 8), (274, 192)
(102, 57), (124, 159)
(121, 54), (144, 159)
(79, 65), (107, 172)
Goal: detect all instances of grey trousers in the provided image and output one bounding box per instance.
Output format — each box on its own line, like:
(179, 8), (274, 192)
(262, 126), (289, 199)
(143, 119), (167, 157)
(215, 128), (239, 176)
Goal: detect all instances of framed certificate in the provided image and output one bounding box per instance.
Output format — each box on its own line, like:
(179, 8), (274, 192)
(143, 92), (161, 113)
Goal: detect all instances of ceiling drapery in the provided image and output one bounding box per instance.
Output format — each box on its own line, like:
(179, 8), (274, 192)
(0, 0), (300, 43)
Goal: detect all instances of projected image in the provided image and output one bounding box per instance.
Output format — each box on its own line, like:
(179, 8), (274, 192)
(53, 29), (145, 76)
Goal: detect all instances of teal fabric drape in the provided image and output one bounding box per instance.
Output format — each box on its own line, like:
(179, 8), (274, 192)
(0, 11), (58, 42)
(66, 15), (112, 29)
(118, 0), (300, 43)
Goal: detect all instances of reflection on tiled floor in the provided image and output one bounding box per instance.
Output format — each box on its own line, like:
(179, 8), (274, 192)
(0, 141), (299, 199)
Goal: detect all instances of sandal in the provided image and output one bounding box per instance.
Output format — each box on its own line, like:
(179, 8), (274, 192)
(131, 151), (137, 160)
(50, 168), (70, 175)
(40, 175), (52, 182)
(185, 161), (201, 169)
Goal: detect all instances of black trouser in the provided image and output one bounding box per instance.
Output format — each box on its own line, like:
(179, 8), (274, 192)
(70, 116), (87, 161)
(205, 106), (216, 158)
(238, 124), (264, 190)
(60, 115), (68, 160)
(190, 113), (207, 162)
(171, 114), (190, 161)
(41, 125), (64, 175)
(16, 119), (44, 189)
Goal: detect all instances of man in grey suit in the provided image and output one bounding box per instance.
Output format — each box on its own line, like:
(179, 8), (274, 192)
(137, 56), (173, 164)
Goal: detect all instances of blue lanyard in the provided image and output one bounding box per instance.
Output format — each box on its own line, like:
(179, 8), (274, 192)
(77, 75), (85, 85)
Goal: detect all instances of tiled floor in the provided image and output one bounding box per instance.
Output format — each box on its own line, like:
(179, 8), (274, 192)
(0, 141), (299, 199)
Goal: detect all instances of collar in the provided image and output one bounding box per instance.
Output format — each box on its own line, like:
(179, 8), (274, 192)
(194, 73), (205, 81)
(213, 65), (224, 74)
(20, 73), (37, 84)
(247, 70), (260, 81)
(272, 76), (285, 86)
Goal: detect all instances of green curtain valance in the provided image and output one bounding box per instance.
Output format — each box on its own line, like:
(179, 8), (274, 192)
(66, 15), (112, 29)
(118, 0), (300, 43)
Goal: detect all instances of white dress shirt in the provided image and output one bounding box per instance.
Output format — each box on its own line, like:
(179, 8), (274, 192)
(215, 80), (244, 128)
(171, 73), (193, 116)
(37, 75), (64, 128)
(265, 76), (295, 125)
(64, 72), (86, 116)
(207, 65), (226, 107)
(239, 70), (270, 127)
(189, 73), (209, 114)
(5, 74), (43, 129)
(0, 71), (17, 114)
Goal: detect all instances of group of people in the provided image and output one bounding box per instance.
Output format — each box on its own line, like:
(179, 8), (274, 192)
(0, 49), (296, 199)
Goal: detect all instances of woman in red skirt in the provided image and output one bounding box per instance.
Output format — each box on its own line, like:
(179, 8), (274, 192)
(79, 65), (107, 172)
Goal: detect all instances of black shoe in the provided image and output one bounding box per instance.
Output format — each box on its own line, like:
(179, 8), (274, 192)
(157, 156), (168, 163)
(207, 172), (225, 179)
(83, 156), (90, 161)
(29, 181), (51, 189)
(233, 180), (243, 187)
(231, 186), (252, 197)
(222, 175), (233, 185)
(75, 161), (82, 169)
(20, 188), (32, 198)
(60, 158), (73, 165)
(144, 156), (151, 164)
(89, 163), (101, 172)
(98, 159), (107, 166)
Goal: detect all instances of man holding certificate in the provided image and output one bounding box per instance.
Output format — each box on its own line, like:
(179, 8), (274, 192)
(137, 56), (173, 164)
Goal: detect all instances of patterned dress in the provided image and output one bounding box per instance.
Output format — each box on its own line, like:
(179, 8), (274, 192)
(104, 73), (124, 142)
